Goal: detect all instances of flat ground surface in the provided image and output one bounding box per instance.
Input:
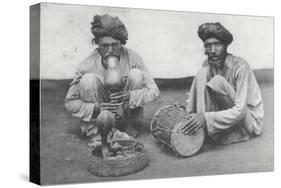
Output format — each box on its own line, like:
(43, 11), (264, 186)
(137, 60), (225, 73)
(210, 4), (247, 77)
(39, 70), (274, 185)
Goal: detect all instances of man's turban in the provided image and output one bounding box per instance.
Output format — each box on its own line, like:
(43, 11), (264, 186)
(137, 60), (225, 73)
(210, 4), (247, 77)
(198, 22), (233, 46)
(91, 14), (128, 45)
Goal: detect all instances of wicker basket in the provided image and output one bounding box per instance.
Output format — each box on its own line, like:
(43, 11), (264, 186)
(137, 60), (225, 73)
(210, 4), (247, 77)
(88, 140), (149, 177)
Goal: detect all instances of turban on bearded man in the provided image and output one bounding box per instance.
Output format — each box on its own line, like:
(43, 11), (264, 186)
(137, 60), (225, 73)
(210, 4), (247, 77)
(198, 22), (233, 46)
(91, 14), (128, 45)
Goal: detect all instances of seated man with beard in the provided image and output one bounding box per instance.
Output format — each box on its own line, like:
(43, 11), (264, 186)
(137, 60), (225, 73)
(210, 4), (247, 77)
(65, 14), (159, 157)
(182, 22), (264, 145)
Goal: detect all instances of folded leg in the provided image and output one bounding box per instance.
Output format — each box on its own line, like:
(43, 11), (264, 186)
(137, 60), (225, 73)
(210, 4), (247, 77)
(206, 75), (256, 144)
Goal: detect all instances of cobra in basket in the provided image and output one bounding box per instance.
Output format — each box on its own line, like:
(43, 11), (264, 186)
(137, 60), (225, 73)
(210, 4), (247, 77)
(88, 140), (149, 177)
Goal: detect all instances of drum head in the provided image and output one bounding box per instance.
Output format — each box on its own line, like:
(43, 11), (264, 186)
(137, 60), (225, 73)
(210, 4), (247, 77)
(170, 119), (205, 157)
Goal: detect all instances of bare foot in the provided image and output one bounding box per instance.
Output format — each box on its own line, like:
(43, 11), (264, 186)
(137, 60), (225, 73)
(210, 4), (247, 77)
(125, 126), (138, 138)
(80, 124), (98, 137)
(101, 145), (110, 158)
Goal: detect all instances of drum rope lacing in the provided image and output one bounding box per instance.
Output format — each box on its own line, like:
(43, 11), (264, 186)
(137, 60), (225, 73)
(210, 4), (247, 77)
(151, 105), (187, 146)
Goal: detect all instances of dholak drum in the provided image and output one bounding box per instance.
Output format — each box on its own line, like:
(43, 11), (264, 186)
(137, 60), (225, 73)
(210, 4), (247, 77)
(150, 104), (205, 157)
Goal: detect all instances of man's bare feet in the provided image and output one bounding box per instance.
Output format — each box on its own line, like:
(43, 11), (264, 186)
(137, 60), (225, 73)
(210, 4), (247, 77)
(125, 125), (138, 138)
(80, 124), (98, 137)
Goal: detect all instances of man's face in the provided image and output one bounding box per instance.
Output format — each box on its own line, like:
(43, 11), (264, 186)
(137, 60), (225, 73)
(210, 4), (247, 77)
(97, 36), (122, 60)
(204, 37), (227, 68)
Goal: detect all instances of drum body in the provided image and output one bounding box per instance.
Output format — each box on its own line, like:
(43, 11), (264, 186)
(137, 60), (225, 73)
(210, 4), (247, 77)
(150, 104), (205, 157)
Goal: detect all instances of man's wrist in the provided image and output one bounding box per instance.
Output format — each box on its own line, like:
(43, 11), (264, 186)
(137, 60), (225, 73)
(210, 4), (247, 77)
(92, 103), (101, 119)
(201, 112), (206, 121)
(126, 91), (130, 101)
(199, 112), (207, 127)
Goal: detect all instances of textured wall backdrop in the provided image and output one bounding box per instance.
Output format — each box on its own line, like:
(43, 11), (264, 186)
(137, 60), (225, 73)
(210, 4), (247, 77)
(38, 3), (273, 79)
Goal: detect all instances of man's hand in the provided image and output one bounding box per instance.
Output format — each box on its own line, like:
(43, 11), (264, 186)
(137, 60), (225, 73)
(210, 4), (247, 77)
(96, 103), (118, 114)
(110, 91), (130, 104)
(182, 113), (206, 135)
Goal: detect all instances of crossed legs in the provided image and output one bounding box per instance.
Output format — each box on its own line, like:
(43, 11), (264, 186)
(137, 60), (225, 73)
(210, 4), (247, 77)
(205, 75), (256, 144)
(79, 68), (144, 136)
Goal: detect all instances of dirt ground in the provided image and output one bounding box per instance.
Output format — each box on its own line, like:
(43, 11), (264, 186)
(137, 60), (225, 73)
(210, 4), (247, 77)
(39, 70), (274, 185)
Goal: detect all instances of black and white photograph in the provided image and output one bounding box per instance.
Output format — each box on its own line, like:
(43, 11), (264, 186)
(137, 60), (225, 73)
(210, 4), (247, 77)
(29, 2), (274, 186)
